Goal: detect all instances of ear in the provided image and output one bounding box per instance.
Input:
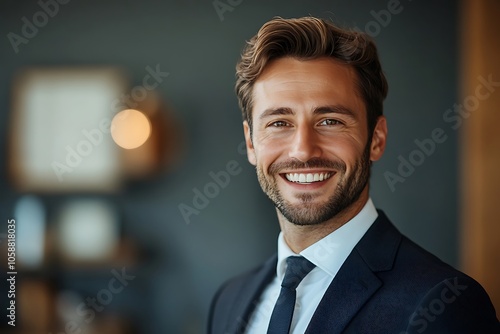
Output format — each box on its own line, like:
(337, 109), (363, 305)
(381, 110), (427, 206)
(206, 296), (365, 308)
(370, 116), (387, 162)
(243, 121), (256, 166)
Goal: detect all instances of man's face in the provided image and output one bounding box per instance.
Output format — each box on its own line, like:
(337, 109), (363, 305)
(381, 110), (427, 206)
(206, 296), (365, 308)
(243, 57), (386, 226)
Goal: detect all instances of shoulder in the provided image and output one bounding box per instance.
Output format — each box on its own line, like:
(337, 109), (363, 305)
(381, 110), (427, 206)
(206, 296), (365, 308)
(363, 210), (478, 286)
(365, 212), (499, 332)
(357, 210), (463, 282)
(403, 275), (500, 333)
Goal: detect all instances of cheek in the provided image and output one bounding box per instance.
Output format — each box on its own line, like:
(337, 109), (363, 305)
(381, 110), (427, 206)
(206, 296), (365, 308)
(322, 137), (365, 169)
(253, 140), (284, 168)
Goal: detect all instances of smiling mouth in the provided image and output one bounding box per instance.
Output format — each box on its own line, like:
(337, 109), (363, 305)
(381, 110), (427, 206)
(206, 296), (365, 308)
(284, 172), (333, 184)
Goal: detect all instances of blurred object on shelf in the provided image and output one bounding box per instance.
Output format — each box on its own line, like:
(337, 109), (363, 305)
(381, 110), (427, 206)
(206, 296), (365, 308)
(57, 199), (119, 263)
(18, 279), (54, 332)
(87, 313), (138, 334)
(55, 290), (91, 334)
(14, 195), (46, 269)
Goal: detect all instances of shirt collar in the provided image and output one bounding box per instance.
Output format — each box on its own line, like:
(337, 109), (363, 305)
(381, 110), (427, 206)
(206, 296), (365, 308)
(276, 198), (378, 281)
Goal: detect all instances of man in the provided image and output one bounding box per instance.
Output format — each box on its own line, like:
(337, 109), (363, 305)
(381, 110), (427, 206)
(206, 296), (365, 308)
(208, 16), (499, 334)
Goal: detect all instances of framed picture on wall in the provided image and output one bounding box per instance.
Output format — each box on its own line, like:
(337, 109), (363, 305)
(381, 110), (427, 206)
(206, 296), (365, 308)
(9, 67), (127, 192)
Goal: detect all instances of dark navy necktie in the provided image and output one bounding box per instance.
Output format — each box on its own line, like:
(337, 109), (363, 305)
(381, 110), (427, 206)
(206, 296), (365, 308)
(267, 256), (316, 334)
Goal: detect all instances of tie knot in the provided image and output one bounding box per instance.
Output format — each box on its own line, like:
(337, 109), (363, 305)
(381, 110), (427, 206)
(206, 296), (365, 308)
(281, 256), (315, 290)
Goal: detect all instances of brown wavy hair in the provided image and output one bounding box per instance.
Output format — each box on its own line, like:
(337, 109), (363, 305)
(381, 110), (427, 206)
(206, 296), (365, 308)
(235, 16), (388, 136)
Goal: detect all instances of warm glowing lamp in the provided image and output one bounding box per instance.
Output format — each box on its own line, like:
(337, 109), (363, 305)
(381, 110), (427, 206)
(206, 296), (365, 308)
(111, 109), (151, 149)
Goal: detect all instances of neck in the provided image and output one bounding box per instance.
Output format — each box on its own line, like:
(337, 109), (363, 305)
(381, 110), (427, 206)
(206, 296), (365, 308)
(278, 188), (369, 253)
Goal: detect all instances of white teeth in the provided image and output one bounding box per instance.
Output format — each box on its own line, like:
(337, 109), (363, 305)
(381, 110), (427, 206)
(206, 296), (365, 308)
(285, 172), (332, 184)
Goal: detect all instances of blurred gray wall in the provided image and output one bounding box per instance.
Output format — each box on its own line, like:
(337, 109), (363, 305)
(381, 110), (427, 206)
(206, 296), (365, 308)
(0, 0), (458, 332)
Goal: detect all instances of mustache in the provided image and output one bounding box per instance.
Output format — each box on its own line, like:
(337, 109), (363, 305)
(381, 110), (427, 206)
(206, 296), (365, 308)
(268, 157), (346, 174)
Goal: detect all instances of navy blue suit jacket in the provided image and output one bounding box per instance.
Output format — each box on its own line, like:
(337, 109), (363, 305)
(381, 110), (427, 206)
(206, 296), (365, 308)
(208, 211), (499, 333)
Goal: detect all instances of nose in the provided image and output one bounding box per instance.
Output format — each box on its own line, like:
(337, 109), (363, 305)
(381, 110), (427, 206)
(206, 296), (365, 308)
(288, 124), (322, 162)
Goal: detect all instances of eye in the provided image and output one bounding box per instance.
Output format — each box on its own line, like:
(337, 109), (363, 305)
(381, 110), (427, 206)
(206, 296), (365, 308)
(269, 120), (290, 127)
(319, 119), (341, 126)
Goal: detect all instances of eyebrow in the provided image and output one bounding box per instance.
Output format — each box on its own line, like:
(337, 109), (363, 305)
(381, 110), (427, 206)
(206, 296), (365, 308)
(313, 105), (356, 118)
(258, 105), (356, 120)
(259, 107), (293, 120)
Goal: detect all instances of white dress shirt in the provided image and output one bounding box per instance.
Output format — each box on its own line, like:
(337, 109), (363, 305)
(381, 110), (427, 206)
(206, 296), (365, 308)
(245, 198), (378, 334)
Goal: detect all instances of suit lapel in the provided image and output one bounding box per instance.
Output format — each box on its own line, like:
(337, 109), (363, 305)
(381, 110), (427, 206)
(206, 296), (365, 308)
(226, 255), (277, 334)
(306, 211), (402, 333)
(305, 251), (382, 334)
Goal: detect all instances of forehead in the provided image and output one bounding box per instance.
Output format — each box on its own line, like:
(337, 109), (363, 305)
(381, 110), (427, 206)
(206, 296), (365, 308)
(252, 57), (365, 118)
